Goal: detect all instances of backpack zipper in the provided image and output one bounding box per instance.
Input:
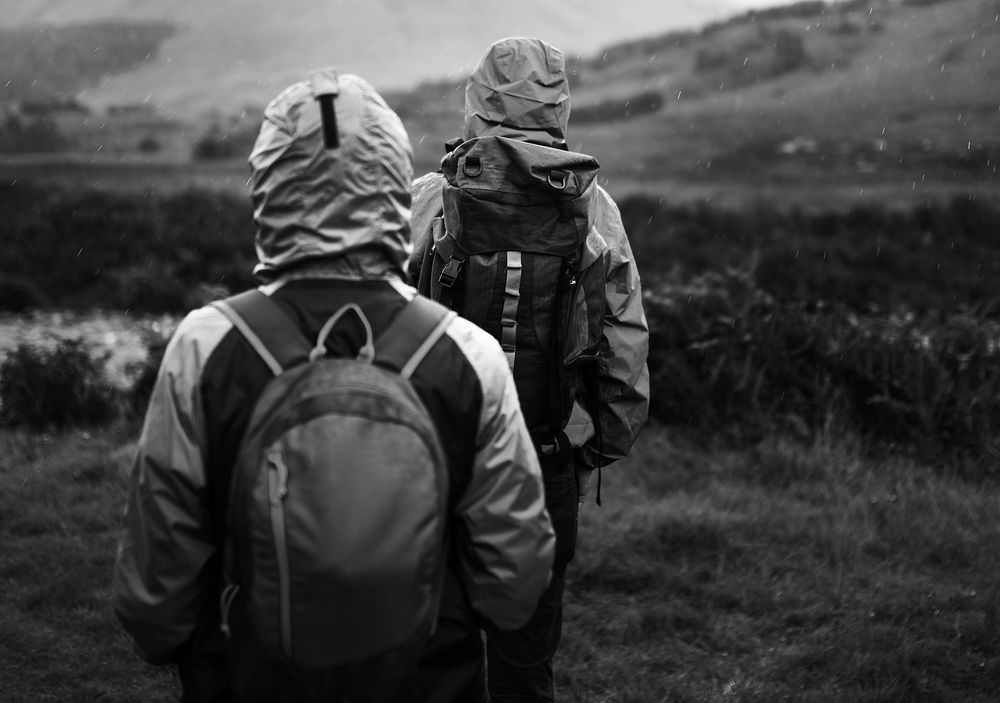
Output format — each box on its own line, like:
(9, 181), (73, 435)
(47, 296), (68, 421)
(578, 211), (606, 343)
(267, 449), (292, 658)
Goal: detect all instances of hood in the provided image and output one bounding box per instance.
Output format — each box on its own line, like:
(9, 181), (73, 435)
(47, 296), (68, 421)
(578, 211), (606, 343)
(249, 69), (414, 280)
(464, 37), (570, 148)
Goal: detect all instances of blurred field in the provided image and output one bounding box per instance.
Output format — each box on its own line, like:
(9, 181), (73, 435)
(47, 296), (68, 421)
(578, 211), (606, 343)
(2, 155), (994, 215)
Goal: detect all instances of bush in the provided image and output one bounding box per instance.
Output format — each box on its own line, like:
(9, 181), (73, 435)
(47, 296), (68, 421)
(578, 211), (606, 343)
(0, 114), (69, 153)
(571, 91), (664, 124)
(192, 121), (258, 161)
(621, 195), (1000, 318)
(645, 267), (1000, 478)
(0, 339), (119, 429)
(0, 182), (255, 313)
(0, 274), (49, 312)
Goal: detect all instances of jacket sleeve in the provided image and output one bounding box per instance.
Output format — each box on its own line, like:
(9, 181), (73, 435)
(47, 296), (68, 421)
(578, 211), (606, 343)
(112, 307), (230, 664)
(446, 318), (555, 631)
(576, 186), (650, 469)
(406, 172), (446, 285)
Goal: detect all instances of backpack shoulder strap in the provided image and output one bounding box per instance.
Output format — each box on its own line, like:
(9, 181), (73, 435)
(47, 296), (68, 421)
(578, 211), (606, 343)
(375, 296), (457, 379)
(211, 289), (311, 375)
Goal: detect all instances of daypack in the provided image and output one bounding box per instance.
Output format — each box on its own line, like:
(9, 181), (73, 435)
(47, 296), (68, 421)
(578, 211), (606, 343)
(416, 135), (608, 438)
(210, 290), (456, 669)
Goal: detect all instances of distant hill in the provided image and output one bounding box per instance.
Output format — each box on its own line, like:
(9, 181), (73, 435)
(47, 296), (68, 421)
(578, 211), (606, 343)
(0, 0), (760, 116)
(0, 21), (174, 103)
(0, 0), (995, 208)
(395, 0), (999, 195)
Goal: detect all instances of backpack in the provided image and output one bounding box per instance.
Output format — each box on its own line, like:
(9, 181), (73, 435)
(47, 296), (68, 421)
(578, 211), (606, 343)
(415, 135), (608, 438)
(210, 290), (456, 669)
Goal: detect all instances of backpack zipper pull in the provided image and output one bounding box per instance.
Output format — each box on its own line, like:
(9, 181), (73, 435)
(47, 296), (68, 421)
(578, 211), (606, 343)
(267, 450), (289, 505)
(219, 583), (240, 638)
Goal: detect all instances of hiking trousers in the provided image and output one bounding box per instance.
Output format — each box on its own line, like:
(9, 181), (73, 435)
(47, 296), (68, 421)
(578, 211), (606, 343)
(416, 454), (578, 703)
(485, 453), (578, 703)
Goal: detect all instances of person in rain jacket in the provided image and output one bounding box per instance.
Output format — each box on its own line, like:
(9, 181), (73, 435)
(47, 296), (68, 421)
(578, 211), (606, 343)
(112, 69), (555, 703)
(407, 38), (650, 703)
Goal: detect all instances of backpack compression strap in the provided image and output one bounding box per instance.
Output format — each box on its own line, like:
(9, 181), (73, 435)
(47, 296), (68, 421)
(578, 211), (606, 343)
(374, 296), (457, 378)
(211, 290), (311, 375)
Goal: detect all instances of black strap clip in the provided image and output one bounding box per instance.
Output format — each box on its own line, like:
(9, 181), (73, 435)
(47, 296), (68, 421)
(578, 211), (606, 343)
(310, 69), (341, 150)
(438, 256), (465, 288)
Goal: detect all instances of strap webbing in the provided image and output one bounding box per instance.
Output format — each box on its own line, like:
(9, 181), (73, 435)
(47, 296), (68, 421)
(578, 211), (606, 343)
(499, 251), (522, 370)
(211, 290), (311, 376)
(374, 296), (456, 378)
(215, 290), (455, 381)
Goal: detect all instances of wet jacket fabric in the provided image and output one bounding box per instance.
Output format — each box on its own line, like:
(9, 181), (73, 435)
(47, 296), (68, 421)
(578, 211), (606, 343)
(112, 70), (554, 702)
(407, 39), (650, 469)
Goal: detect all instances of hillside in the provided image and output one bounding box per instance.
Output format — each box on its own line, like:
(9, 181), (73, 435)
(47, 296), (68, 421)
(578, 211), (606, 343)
(0, 21), (174, 103)
(398, 0), (999, 201)
(0, 0), (758, 116)
(0, 0), (995, 209)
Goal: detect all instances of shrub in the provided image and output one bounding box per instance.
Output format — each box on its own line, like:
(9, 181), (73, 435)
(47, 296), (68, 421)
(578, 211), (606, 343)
(646, 266), (842, 442)
(621, 195), (1000, 318)
(571, 91), (664, 124)
(0, 274), (49, 312)
(0, 114), (69, 153)
(0, 339), (118, 429)
(645, 267), (1000, 478)
(0, 181), (254, 313)
(192, 121), (258, 161)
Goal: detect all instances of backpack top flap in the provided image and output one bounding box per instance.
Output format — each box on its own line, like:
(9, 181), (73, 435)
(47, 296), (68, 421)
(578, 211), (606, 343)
(212, 291), (456, 669)
(440, 136), (599, 256)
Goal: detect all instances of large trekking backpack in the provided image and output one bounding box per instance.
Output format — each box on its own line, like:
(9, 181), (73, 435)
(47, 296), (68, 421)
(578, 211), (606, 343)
(210, 290), (456, 669)
(416, 135), (608, 437)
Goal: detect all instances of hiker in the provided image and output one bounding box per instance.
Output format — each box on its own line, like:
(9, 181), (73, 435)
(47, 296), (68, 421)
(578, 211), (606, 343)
(408, 37), (650, 702)
(112, 69), (555, 703)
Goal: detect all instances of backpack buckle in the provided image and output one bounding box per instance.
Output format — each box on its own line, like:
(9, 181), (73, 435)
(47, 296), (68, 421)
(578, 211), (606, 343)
(438, 256), (465, 288)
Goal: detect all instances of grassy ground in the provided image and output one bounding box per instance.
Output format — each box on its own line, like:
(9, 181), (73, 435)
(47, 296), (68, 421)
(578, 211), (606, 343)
(2, 423), (998, 701)
(0, 426), (178, 702)
(560, 428), (1000, 702)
